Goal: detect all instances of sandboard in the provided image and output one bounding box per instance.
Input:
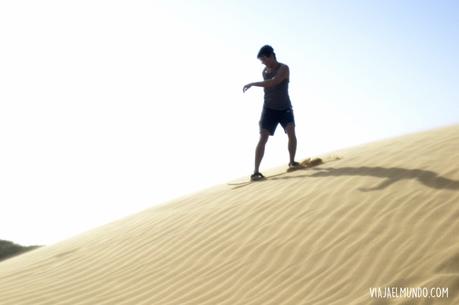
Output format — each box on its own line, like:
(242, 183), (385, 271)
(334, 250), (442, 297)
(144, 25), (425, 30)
(228, 156), (340, 189)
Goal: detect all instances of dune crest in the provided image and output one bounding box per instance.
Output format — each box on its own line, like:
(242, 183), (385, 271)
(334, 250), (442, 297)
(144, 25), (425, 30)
(1, 125), (459, 304)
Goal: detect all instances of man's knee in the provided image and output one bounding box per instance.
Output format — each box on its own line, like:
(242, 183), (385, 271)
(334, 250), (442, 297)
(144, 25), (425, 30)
(285, 123), (296, 137)
(259, 129), (270, 144)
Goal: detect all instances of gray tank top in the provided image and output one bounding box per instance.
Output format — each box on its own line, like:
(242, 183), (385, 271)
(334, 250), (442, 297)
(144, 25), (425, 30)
(263, 63), (292, 110)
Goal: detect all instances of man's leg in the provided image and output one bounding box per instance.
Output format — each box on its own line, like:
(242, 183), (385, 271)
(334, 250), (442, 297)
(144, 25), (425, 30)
(285, 123), (297, 164)
(255, 129), (270, 174)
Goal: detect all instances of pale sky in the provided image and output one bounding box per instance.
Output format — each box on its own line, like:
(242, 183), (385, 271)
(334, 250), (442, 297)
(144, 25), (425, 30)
(1, 0), (458, 246)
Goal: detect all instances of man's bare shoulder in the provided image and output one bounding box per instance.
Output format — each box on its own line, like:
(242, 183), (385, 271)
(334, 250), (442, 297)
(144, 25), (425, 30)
(279, 62), (289, 70)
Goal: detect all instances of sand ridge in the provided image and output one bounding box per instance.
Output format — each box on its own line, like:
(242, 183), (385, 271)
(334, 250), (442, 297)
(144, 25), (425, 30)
(1, 124), (459, 304)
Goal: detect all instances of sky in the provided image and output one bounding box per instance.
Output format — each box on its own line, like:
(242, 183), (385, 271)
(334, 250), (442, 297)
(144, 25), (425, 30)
(1, 0), (458, 246)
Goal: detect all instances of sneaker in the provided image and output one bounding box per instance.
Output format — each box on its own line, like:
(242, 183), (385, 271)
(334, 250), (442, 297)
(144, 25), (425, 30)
(250, 172), (266, 181)
(288, 161), (301, 169)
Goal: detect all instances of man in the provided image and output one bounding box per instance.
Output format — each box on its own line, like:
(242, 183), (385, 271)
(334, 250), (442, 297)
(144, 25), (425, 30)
(243, 45), (299, 181)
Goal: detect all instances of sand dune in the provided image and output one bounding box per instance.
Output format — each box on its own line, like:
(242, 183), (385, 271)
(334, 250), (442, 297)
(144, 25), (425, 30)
(1, 125), (459, 304)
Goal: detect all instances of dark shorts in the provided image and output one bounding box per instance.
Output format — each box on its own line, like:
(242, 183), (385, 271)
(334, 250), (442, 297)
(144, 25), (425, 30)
(259, 107), (295, 136)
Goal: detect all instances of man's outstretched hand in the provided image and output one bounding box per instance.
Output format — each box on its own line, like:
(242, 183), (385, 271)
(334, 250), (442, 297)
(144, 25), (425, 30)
(243, 83), (252, 93)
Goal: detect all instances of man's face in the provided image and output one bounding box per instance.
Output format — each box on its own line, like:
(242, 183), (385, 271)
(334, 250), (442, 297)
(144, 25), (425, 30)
(259, 55), (274, 67)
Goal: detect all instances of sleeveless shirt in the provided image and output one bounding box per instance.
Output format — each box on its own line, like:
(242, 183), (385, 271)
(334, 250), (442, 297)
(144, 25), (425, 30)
(262, 63), (292, 110)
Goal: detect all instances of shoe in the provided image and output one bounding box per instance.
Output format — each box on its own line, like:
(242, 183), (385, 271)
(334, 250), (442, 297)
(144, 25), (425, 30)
(250, 172), (266, 181)
(288, 161), (301, 168)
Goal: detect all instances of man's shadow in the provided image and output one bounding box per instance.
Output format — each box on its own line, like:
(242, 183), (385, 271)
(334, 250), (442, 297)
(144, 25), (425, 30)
(305, 167), (459, 192)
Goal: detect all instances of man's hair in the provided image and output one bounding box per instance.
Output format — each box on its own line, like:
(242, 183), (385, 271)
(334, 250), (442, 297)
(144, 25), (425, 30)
(257, 45), (276, 59)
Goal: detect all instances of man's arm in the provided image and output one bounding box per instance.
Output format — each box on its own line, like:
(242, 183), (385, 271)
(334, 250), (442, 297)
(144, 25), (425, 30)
(243, 64), (289, 93)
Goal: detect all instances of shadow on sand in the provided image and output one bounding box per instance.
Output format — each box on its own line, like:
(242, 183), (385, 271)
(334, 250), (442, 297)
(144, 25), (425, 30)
(272, 166), (459, 192)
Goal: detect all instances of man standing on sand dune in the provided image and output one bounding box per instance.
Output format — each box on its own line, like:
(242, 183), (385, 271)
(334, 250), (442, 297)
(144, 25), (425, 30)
(243, 45), (299, 181)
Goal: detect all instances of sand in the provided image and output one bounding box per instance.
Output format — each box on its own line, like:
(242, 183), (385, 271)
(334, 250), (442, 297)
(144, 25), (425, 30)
(1, 124), (458, 304)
